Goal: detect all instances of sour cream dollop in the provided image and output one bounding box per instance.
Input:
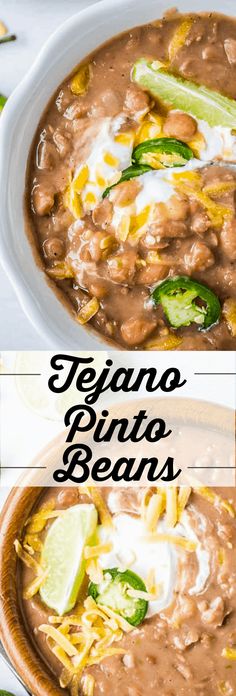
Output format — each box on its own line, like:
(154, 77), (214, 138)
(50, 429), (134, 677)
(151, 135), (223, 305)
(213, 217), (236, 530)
(98, 507), (210, 618)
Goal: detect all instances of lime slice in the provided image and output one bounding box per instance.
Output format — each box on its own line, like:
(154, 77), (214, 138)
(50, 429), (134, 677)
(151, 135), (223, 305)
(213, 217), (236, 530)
(40, 504), (98, 614)
(14, 351), (106, 420)
(132, 58), (236, 128)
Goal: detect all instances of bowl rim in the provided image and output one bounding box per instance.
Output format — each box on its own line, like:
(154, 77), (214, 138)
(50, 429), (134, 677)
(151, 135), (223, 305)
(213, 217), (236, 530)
(0, 396), (235, 696)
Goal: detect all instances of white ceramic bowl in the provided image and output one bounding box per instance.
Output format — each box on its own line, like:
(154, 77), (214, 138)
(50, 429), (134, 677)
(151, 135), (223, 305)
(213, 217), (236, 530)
(0, 0), (234, 349)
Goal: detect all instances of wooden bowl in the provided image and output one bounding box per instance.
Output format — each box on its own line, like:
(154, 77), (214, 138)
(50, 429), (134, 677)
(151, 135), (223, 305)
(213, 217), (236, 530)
(0, 398), (235, 696)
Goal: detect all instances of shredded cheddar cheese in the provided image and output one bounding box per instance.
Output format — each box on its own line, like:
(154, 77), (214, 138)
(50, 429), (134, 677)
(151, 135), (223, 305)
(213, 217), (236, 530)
(168, 18), (193, 63)
(166, 487), (178, 528)
(127, 587), (160, 601)
(223, 298), (236, 337)
(84, 191), (98, 206)
(141, 486), (191, 530)
(145, 533), (197, 552)
(114, 132), (134, 146)
(103, 152), (119, 167)
(172, 171), (233, 227)
(23, 534), (43, 553)
(77, 297), (100, 325)
(84, 542), (113, 559)
(222, 647), (236, 660)
(129, 205), (152, 242)
(73, 165), (89, 192)
(203, 180), (236, 197)
(145, 492), (166, 532)
(146, 568), (155, 594)
(39, 595), (130, 695)
(144, 334), (183, 351)
(117, 215), (130, 241)
(87, 488), (113, 527)
(0, 20), (7, 37)
(81, 674), (95, 696)
(23, 570), (48, 600)
(25, 508), (63, 533)
(64, 185), (82, 219)
(14, 539), (42, 573)
(39, 625), (79, 656)
(85, 558), (104, 584)
(177, 487), (192, 521)
(15, 484), (200, 696)
(70, 64), (91, 96)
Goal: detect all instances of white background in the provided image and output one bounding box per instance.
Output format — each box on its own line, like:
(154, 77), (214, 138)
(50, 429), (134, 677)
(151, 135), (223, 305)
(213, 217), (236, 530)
(0, 0), (101, 349)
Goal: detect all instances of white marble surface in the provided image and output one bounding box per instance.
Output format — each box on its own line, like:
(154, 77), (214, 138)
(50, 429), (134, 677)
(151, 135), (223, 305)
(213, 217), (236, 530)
(0, 0), (100, 349)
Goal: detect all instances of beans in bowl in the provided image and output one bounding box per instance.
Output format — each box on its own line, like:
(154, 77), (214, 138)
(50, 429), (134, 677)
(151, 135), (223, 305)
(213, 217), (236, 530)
(15, 486), (236, 696)
(25, 11), (236, 349)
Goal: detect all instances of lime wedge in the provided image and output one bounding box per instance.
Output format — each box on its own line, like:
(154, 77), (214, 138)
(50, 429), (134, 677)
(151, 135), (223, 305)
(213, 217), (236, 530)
(132, 58), (236, 128)
(40, 504), (98, 615)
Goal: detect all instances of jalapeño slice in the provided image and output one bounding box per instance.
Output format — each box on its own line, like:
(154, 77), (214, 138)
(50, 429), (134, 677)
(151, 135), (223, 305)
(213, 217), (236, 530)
(132, 137), (193, 169)
(151, 276), (221, 330)
(88, 567), (148, 626)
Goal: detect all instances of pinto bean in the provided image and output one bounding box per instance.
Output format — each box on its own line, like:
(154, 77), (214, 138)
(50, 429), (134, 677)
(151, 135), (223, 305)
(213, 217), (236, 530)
(151, 220), (189, 239)
(184, 241), (215, 272)
(179, 58), (197, 78)
(55, 89), (71, 114)
(111, 179), (140, 206)
(92, 198), (113, 228)
(100, 88), (121, 115)
(89, 281), (108, 299)
(53, 129), (70, 157)
(169, 222), (189, 239)
(43, 237), (65, 259)
(124, 84), (151, 117)
(206, 231), (218, 248)
(199, 597), (225, 628)
(221, 219), (236, 260)
(163, 111), (197, 142)
(33, 187), (54, 216)
(52, 208), (74, 232)
(136, 263), (168, 285)
(88, 231), (115, 262)
(89, 89), (121, 118)
(202, 45), (221, 61)
(120, 317), (157, 346)
(107, 250), (136, 283)
(57, 489), (79, 507)
(224, 38), (236, 64)
(190, 212), (211, 234)
(167, 195), (189, 221)
(64, 101), (87, 120)
(141, 233), (169, 250)
(123, 653), (135, 668)
(154, 202), (169, 224)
